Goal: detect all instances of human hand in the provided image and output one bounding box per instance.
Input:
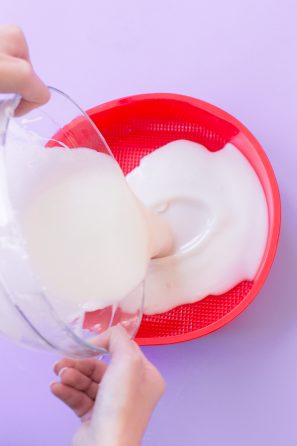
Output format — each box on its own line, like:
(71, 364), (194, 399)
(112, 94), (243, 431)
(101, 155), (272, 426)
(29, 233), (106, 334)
(0, 25), (49, 115)
(51, 327), (165, 446)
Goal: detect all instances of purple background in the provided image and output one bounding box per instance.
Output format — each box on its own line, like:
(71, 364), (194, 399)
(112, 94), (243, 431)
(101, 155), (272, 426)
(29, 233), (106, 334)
(1, 1), (297, 445)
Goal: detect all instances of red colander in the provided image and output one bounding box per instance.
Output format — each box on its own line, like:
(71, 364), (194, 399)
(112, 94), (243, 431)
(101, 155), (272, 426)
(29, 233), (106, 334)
(85, 93), (281, 346)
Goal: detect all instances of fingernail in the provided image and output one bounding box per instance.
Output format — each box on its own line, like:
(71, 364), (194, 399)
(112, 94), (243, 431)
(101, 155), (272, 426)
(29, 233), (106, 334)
(58, 367), (68, 377)
(52, 361), (59, 373)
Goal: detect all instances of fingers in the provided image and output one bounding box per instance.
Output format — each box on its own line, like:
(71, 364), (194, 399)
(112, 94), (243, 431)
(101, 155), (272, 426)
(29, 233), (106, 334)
(0, 25), (50, 115)
(0, 25), (29, 60)
(53, 327), (141, 390)
(59, 367), (99, 400)
(54, 357), (107, 383)
(14, 98), (48, 117)
(50, 382), (93, 418)
(59, 367), (94, 392)
(0, 55), (49, 111)
(108, 325), (141, 359)
(107, 327), (165, 397)
(51, 328), (144, 425)
(51, 358), (107, 419)
(53, 357), (76, 375)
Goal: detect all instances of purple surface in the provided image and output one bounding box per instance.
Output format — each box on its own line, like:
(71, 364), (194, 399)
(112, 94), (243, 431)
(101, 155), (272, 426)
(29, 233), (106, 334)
(1, 1), (297, 445)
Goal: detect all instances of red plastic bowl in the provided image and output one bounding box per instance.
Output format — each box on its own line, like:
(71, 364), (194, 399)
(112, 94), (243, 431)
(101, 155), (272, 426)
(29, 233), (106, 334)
(86, 93), (281, 346)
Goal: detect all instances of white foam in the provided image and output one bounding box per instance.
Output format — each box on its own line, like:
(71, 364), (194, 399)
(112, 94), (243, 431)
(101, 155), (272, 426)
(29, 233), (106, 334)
(127, 140), (268, 314)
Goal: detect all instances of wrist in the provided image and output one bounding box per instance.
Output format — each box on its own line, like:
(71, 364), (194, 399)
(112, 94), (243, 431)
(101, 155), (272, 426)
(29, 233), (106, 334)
(86, 416), (144, 446)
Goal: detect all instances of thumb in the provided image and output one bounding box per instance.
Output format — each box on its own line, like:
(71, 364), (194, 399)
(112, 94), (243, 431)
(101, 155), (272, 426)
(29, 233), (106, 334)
(108, 325), (138, 358)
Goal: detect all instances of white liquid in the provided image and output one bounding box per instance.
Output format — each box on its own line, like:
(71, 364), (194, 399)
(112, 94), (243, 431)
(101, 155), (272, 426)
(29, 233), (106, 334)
(2, 120), (268, 321)
(21, 148), (151, 312)
(127, 140), (268, 315)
